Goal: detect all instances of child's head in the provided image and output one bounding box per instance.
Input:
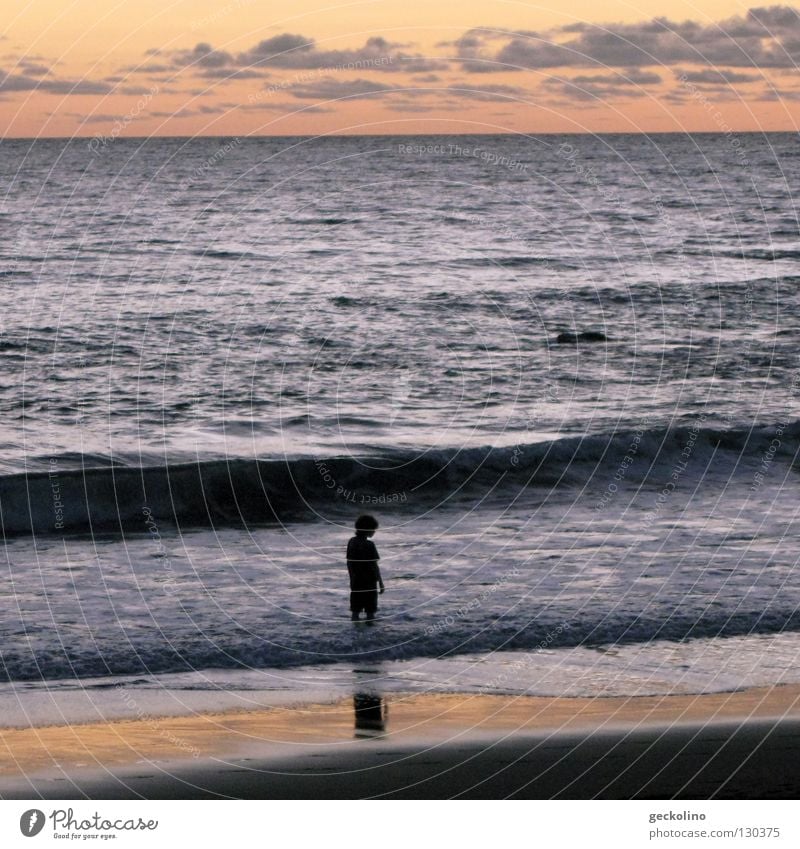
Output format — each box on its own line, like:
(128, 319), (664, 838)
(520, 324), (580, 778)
(355, 514), (379, 537)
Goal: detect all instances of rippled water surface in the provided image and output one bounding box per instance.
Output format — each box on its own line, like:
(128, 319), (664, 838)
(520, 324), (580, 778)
(1, 133), (799, 695)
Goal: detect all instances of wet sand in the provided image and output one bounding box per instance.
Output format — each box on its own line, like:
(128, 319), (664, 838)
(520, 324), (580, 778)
(1, 686), (799, 799)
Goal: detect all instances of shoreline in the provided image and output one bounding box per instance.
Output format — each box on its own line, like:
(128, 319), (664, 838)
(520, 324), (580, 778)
(1, 684), (799, 799)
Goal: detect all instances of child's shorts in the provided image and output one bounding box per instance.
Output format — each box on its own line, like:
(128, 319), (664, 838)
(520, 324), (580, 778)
(350, 589), (378, 615)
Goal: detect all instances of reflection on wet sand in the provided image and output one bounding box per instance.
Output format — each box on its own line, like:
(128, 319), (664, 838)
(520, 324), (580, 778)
(353, 694), (387, 738)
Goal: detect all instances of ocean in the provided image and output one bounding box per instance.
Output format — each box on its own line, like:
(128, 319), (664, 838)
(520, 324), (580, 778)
(1, 132), (799, 722)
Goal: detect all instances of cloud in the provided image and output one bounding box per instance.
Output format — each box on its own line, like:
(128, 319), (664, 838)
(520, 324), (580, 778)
(386, 101), (461, 112)
(759, 83), (800, 99)
(69, 112), (127, 124)
(442, 83), (528, 100)
(236, 33), (313, 67)
(126, 62), (174, 74)
(748, 5), (800, 27)
(674, 68), (762, 84)
(540, 68), (662, 101)
(171, 34), (447, 78)
(290, 77), (397, 99)
(1, 51), (56, 78)
(450, 28), (553, 73)
(543, 81), (646, 101)
(241, 100), (333, 113)
(174, 42), (236, 70)
(274, 77), (529, 104)
(236, 33), (445, 72)
(17, 62), (50, 76)
(0, 69), (112, 94)
(150, 104), (229, 117)
(364, 84), (529, 107)
(192, 67), (265, 80)
(115, 83), (159, 95)
(572, 69), (662, 85)
(455, 6), (800, 70)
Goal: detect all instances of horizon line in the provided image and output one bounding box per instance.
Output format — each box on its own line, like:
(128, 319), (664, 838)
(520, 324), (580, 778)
(2, 129), (798, 141)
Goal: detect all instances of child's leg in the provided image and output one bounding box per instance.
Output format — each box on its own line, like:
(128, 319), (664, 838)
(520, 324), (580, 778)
(350, 591), (362, 620)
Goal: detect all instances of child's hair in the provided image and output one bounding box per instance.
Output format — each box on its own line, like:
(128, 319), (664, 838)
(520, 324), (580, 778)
(355, 514), (379, 533)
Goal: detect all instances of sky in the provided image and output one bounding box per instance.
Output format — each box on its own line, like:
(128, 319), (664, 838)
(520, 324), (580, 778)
(1, 1), (800, 136)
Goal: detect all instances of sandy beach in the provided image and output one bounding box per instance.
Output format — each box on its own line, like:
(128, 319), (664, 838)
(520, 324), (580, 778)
(1, 685), (798, 799)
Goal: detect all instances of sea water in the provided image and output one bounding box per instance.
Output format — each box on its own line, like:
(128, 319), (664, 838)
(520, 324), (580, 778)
(1, 133), (799, 718)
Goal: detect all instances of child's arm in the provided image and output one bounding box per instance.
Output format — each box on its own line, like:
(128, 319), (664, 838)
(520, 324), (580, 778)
(372, 543), (385, 593)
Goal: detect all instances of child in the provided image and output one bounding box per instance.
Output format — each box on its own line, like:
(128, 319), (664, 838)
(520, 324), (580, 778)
(346, 514), (385, 621)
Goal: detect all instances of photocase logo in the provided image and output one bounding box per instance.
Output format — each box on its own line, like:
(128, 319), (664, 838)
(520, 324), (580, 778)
(19, 809), (46, 837)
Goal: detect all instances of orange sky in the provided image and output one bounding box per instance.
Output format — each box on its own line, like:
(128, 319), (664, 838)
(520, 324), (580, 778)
(1, 1), (799, 136)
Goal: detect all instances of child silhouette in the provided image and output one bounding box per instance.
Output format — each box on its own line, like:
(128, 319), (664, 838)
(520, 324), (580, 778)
(346, 514), (385, 622)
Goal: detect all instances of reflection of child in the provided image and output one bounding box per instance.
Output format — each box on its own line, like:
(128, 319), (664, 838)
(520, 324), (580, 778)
(346, 514), (385, 621)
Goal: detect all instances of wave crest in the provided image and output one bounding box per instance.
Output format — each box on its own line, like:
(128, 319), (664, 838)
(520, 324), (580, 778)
(5, 420), (798, 536)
